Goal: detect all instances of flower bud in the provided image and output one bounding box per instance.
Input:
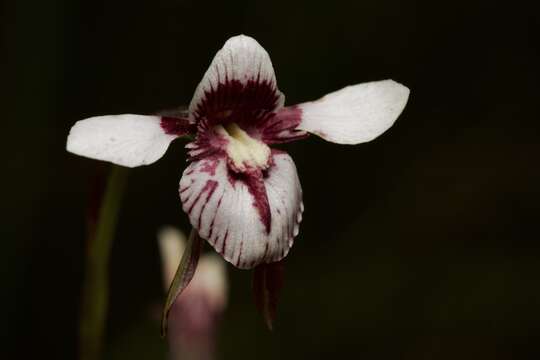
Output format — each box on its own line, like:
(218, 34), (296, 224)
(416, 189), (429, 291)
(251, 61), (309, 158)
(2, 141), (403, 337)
(158, 227), (227, 360)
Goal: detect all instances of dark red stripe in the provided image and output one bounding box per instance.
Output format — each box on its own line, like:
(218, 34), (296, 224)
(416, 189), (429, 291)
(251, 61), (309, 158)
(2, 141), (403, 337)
(197, 180), (218, 230)
(243, 169), (271, 234)
(160, 116), (196, 136)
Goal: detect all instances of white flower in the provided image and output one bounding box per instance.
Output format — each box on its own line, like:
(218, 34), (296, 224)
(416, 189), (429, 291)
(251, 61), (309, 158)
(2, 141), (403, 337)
(67, 35), (409, 269)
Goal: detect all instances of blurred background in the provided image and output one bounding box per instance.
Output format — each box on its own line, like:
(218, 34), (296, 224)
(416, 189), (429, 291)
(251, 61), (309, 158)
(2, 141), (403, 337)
(3, 0), (540, 358)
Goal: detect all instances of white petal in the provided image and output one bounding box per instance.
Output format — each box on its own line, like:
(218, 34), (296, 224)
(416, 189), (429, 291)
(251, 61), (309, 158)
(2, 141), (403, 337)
(66, 114), (177, 168)
(296, 80), (410, 144)
(179, 153), (303, 269)
(189, 35), (284, 116)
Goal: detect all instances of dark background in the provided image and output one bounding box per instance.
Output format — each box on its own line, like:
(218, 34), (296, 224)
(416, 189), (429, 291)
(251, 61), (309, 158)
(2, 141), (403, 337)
(3, 0), (540, 358)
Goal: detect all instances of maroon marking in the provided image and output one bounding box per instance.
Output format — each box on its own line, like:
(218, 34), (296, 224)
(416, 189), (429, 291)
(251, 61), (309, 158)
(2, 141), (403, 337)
(186, 135), (227, 162)
(186, 82), (302, 166)
(197, 180), (218, 229)
(160, 116), (196, 136)
(220, 229), (229, 255)
(193, 79), (281, 126)
(199, 157), (219, 176)
(187, 191), (203, 214)
(208, 193), (224, 240)
(270, 148), (286, 156)
(260, 106), (309, 144)
(190, 78), (284, 156)
(226, 166), (242, 186)
(182, 193), (192, 203)
(243, 169), (271, 234)
(187, 180), (216, 215)
(216, 195), (223, 209)
(236, 241), (244, 267)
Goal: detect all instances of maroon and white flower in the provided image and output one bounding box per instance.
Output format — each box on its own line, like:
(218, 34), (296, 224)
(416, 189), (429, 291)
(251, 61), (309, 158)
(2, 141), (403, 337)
(67, 35), (409, 269)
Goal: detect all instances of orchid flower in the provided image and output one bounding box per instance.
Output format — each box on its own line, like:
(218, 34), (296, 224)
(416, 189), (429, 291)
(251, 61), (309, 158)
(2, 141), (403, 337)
(67, 35), (409, 269)
(158, 227), (227, 360)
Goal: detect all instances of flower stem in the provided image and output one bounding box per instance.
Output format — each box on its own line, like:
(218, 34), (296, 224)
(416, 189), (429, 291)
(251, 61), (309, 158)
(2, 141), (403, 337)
(79, 165), (129, 360)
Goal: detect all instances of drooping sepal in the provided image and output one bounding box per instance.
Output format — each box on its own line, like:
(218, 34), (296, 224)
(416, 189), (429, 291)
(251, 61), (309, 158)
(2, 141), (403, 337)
(253, 260), (285, 330)
(161, 228), (204, 337)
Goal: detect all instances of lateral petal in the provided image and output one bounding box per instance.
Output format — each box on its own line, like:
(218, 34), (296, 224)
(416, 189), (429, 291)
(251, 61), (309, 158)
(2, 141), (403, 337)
(67, 114), (192, 168)
(296, 80), (409, 144)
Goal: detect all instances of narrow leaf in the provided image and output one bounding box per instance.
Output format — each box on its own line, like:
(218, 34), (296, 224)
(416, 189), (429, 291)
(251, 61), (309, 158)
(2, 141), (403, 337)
(253, 260), (285, 330)
(161, 228), (204, 337)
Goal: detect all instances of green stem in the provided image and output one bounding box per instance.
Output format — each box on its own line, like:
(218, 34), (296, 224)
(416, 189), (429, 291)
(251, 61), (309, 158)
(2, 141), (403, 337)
(80, 165), (129, 360)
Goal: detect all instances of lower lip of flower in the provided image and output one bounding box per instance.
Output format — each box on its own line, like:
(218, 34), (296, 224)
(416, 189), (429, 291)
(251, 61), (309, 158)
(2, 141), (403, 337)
(214, 123), (271, 172)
